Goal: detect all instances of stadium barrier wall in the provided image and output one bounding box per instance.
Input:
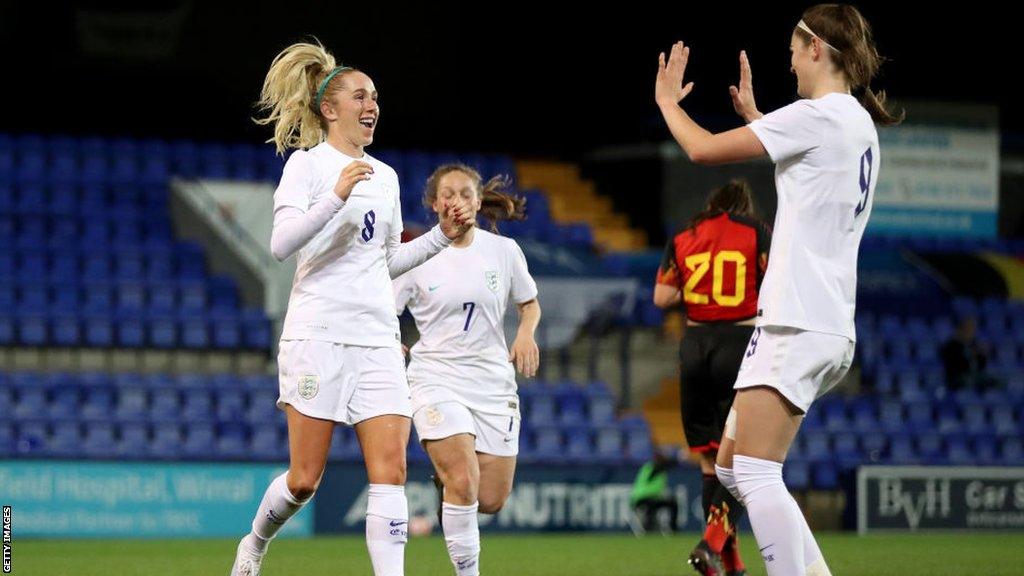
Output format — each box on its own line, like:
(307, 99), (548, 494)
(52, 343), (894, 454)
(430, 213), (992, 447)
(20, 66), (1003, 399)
(314, 462), (704, 534)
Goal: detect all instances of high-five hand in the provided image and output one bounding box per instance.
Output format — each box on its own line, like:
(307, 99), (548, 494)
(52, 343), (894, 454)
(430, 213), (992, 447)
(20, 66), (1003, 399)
(729, 51), (763, 123)
(655, 41), (695, 108)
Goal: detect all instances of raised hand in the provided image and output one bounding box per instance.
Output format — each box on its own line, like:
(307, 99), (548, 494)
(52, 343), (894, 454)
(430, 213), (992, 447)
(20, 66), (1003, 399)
(333, 161), (374, 201)
(655, 41), (695, 108)
(729, 50), (762, 123)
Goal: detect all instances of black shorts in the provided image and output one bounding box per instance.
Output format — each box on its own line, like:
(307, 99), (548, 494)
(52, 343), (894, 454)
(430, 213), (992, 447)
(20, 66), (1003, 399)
(679, 323), (754, 452)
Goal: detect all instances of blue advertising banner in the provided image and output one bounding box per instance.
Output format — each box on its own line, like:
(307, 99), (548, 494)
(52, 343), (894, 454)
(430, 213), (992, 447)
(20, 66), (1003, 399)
(0, 460), (313, 538)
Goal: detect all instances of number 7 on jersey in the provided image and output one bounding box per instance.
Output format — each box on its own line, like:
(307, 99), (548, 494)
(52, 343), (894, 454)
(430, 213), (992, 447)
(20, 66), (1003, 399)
(462, 302), (476, 331)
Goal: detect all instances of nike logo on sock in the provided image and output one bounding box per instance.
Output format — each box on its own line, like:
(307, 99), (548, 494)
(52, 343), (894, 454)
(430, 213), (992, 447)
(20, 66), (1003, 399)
(389, 520), (408, 527)
(759, 544), (774, 552)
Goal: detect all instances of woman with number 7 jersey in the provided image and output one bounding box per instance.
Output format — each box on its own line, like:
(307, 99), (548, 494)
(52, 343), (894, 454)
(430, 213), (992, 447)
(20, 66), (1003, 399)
(230, 41), (473, 576)
(654, 4), (902, 575)
(393, 164), (541, 576)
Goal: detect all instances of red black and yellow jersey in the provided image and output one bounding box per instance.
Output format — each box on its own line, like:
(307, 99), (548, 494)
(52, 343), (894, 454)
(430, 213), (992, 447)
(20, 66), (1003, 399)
(656, 212), (770, 323)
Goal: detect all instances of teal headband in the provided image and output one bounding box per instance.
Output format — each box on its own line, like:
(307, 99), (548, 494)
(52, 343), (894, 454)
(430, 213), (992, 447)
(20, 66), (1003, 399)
(315, 66), (352, 108)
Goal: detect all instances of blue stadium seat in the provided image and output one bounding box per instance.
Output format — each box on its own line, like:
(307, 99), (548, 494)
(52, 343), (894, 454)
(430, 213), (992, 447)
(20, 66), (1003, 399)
(860, 431), (887, 463)
(83, 281), (114, 312)
(783, 460), (811, 490)
(116, 282), (147, 313)
(406, 431), (431, 464)
(812, 462), (839, 490)
(47, 380), (80, 420)
(241, 309), (272, 350)
(962, 403), (989, 434)
(181, 389), (214, 423)
(241, 374), (276, 392)
(558, 394), (588, 427)
(905, 401), (933, 431)
(991, 405), (1018, 436)
(215, 389), (247, 422)
(935, 403), (962, 434)
(52, 282), (80, 313)
(83, 315), (115, 347)
(17, 281), (49, 311)
(532, 426), (563, 461)
(15, 421), (48, 456)
(802, 434), (831, 461)
(525, 392), (556, 423)
(0, 423), (15, 457)
(216, 422), (249, 460)
(1001, 437), (1024, 465)
(119, 422), (150, 459)
(147, 315), (178, 349)
(82, 421), (118, 458)
(116, 315), (146, 348)
(972, 434), (999, 465)
(115, 387), (148, 422)
(80, 385), (115, 420)
(915, 433), (945, 464)
(328, 426), (362, 461)
(946, 436), (973, 465)
(151, 422), (182, 460)
(821, 399), (849, 432)
(211, 312), (241, 349)
(182, 423), (216, 460)
(832, 432), (860, 461)
(179, 280), (207, 311)
(146, 246), (176, 281)
(564, 426), (594, 463)
(251, 424), (287, 461)
(594, 427), (623, 463)
(621, 418), (653, 463)
(149, 388), (180, 422)
(149, 283), (176, 313)
(849, 397), (877, 432)
(14, 385), (47, 421)
(0, 314), (12, 346)
(588, 393), (616, 425)
(246, 390), (280, 424)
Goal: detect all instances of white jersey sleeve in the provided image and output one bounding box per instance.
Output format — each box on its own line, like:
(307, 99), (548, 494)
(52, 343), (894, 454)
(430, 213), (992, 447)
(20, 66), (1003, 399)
(274, 150), (315, 210)
(383, 181), (455, 278)
(508, 240), (538, 304)
(269, 151), (346, 261)
(393, 268), (417, 314)
(386, 226), (452, 279)
(749, 100), (828, 164)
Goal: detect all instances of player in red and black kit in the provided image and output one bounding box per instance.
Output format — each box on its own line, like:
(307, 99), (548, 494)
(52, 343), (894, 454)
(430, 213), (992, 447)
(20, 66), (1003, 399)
(654, 180), (769, 576)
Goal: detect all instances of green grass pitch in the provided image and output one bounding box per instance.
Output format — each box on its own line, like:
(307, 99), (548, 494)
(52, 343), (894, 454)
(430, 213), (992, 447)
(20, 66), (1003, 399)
(11, 532), (1024, 575)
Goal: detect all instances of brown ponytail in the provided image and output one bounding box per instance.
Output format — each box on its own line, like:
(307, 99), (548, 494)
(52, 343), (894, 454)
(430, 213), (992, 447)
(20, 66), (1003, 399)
(799, 4), (905, 126)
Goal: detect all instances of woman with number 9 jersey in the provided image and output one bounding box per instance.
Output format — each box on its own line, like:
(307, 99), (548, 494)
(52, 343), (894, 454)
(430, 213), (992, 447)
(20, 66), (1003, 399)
(394, 164), (541, 576)
(654, 4), (902, 575)
(654, 179), (769, 575)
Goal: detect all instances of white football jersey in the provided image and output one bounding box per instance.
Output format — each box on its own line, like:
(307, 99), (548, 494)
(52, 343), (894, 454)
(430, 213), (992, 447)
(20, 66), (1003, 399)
(394, 229), (538, 416)
(275, 142), (405, 347)
(748, 93), (880, 341)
